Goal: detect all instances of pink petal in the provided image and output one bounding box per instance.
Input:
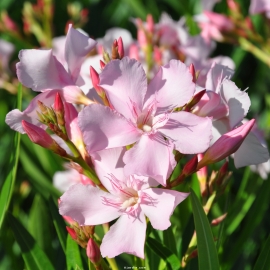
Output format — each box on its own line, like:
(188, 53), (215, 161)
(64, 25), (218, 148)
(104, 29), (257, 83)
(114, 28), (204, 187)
(92, 148), (126, 191)
(220, 79), (251, 128)
(100, 210), (146, 258)
(16, 49), (72, 91)
(65, 25), (97, 82)
(145, 60), (195, 114)
(78, 104), (141, 153)
(159, 111), (212, 154)
(99, 57), (147, 122)
(140, 188), (188, 230)
(205, 62), (234, 91)
(123, 133), (176, 186)
(234, 131), (269, 168)
(5, 90), (60, 133)
(59, 184), (121, 225)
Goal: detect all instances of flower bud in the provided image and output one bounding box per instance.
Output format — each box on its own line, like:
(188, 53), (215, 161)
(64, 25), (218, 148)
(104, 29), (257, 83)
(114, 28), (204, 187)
(54, 93), (65, 126)
(182, 155), (198, 176)
(185, 90), (206, 112)
(117, 37), (124, 59)
(100, 60), (106, 69)
(211, 213), (227, 226)
(154, 46), (162, 65)
(197, 119), (255, 169)
(111, 39), (119, 60)
(216, 161), (229, 186)
(86, 238), (101, 264)
(189, 63), (196, 83)
(22, 120), (55, 149)
(66, 226), (77, 240)
(90, 66), (103, 95)
(146, 14), (154, 33)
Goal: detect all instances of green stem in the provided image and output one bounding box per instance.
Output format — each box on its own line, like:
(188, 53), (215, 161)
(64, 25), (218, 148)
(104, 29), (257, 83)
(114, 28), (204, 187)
(238, 37), (270, 67)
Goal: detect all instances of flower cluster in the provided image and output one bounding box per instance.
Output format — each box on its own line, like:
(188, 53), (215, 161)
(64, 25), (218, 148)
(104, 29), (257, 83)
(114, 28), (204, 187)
(5, 16), (269, 264)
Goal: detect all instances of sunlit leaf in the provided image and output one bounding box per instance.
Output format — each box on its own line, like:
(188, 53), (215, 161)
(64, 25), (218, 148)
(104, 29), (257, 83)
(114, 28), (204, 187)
(66, 234), (83, 270)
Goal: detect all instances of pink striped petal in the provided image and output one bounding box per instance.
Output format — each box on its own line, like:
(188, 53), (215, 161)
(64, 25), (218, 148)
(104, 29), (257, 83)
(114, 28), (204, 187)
(144, 60), (195, 114)
(65, 25), (97, 82)
(78, 104), (141, 153)
(16, 49), (72, 91)
(220, 79), (250, 128)
(140, 188), (188, 230)
(99, 57), (147, 122)
(123, 133), (176, 186)
(59, 184), (121, 225)
(159, 111), (212, 154)
(100, 210), (146, 258)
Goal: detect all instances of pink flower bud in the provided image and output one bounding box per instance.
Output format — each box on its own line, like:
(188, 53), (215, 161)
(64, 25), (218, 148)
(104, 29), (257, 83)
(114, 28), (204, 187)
(90, 66), (103, 95)
(117, 37), (124, 59)
(154, 46), (162, 65)
(197, 119), (255, 169)
(182, 155), (198, 176)
(211, 213), (227, 226)
(63, 215), (76, 225)
(189, 63), (196, 83)
(54, 92), (64, 114)
(66, 226), (77, 240)
(54, 93), (65, 126)
(185, 90), (206, 112)
(100, 60), (106, 69)
(216, 161), (229, 185)
(129, 44), (139, 60)
(146, 14), (154, 33)
(22, 120), (55, 149)
(138, 29), (147, 48)
(86, 238), (101, 264)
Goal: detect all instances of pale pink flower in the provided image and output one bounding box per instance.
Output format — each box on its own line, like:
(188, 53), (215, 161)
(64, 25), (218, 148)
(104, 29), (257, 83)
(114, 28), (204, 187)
(53, 167), (94, 193)
(59, 147), (189, 258)
(249, 0), (270, 18)
(78, 57), (212, 185)
(16, 25), (96, 103)
(0, 38), (14, 72)
(196, 11), (234, 43)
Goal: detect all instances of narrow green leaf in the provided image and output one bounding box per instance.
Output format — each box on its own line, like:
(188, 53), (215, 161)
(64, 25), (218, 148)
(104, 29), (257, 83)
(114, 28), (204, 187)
(146, 237), (181, 270)
(66, 234), (83, 270)
(48, 196), (67, 253)
(29, 194), (53, 258)
(163, 226), (178, 256)
(123, 0), (147, 18)
(19, 146), (61, 199)
(0, 84), (22, 229)
(7, 212), (54, 270)
(190, 189), (219, 270)
(253, 234), (270, 270)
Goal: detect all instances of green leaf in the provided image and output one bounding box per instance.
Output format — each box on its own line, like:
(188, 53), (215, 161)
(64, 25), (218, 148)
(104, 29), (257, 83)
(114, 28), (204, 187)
(253, 234), (270, 270)
(0, 85), (22, 229)
(163, 226), (178, 256)
(28, 194), (53, 258)
(19, 145), (61, 199)
(48, 196), (67, 253)
(190, 189), (220, 270)
(7, 212), (54, 270)
(146, 237), (180, 270)
(66, 234), (83, 270)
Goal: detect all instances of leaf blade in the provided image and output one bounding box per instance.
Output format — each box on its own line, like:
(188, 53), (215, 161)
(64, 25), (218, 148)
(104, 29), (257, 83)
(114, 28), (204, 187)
(190, 189), (219, 270)
(7, 212), (54, 270)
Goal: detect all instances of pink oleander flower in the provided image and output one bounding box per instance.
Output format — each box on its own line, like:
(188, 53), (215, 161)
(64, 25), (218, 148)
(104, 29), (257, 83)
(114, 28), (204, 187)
(0, 38), (14, 72)
(197, 63), (269, 168)
(196, 11), (234, 44)
(16, 24), (97, 104)
(249, 0), (270, 18)
(53, 167), (95, 193)
(198, 119), (255, 168)
(59, 147), (189, 258)
(78, 57), (212, 185)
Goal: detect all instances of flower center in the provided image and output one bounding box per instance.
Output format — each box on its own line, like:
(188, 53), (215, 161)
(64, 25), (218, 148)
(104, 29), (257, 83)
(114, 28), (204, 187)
(121, 196), (138, 209)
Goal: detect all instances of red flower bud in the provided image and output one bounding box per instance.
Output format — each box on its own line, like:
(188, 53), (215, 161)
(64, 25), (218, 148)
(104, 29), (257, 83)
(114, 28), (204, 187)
(66, 226), (77, 240)
(117, 37), (124, 59)
(182, 155), (198, 176)
(86, 238), (101, 264)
